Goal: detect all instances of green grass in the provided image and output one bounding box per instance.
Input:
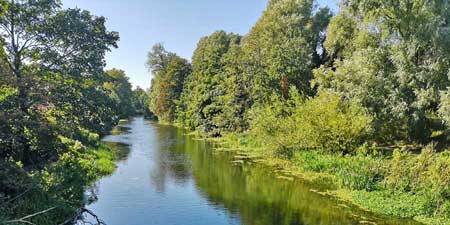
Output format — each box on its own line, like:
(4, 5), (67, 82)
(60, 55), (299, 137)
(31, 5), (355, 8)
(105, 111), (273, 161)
(92, 144), (116, 175)
(0, 141), (118, 225)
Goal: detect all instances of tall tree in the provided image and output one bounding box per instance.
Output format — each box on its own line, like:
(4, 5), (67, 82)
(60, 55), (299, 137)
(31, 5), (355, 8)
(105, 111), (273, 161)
(241, 0), (331, 100)
(132, 86), (150, 116)
(146, 43), (190, 122)
(177, 31), (241, 135)
(0, 0), (119, 111)
(314, 0), (450, 143)
(155, 57), (190, 122)
(104, 69), (136, 118)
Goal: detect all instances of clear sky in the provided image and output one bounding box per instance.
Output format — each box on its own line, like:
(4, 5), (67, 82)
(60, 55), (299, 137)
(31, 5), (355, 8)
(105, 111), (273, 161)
(62, 0), (338, 89)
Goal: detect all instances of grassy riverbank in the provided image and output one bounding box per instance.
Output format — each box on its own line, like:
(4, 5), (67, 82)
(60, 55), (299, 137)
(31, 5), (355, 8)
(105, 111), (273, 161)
(211, 133), (450, 225)
(0, 132), (118, 225)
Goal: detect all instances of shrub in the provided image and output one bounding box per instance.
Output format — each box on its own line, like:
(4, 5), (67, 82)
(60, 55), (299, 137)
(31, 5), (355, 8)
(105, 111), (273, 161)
(385, 145), (450, 217)
(248, 89), (373, 156)
(292, 91), (373, 153)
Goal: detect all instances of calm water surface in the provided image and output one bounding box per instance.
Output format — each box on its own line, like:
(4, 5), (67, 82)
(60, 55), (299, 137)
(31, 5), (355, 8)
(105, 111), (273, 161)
(85, 117), (421, 225)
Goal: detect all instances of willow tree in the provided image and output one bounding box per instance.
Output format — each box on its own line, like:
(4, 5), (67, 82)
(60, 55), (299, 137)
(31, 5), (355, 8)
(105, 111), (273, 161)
(314, 0), (450, 143)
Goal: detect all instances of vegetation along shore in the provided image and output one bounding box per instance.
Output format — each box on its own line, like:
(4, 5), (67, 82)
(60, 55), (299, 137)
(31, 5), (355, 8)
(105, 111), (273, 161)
(147, 0), (450, 224)
(0, 0), (149, 224)
(1, 0), (450, 224)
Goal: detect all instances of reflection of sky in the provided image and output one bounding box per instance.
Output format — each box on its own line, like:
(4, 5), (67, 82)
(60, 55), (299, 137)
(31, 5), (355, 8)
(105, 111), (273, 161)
(87, 118), (241, 225)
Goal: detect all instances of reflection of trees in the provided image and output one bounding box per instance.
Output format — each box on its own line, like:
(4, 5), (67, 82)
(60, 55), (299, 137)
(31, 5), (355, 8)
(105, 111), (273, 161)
(103, 142), (131, 162)
(85, 185), (99, 205)
(144, 122), (418, 225)
(182, 135), (419, 225)
(109, 126), (131, 135)
(150, 124), (192, 193)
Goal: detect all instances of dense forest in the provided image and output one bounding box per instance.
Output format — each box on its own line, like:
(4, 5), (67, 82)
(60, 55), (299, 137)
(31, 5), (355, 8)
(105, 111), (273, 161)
(148, 0), (450, 224)
(0, 0), (148, 224)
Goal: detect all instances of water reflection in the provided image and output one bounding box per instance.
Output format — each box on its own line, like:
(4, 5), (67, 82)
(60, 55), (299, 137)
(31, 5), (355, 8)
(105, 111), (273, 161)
(104, 142), (131, 162)
(150, 126), (191, 193)
(87, 118), (421, 225)
(109, 125), (131, 135)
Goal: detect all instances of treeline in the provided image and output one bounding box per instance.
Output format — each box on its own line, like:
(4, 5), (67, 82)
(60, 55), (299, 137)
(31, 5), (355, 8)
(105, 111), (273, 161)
(0, 0), (147, 224)
(149, 0), (450, 146)
(148, 0), (450, 223)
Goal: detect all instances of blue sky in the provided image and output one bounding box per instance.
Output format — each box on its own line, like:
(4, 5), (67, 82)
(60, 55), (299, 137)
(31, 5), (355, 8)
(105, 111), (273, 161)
(62, 0), (338, 89)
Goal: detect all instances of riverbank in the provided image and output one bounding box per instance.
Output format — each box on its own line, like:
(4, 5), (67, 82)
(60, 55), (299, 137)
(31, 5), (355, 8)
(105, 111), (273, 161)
(78, 118), (422, 225)
(0, 131), (119, 225)
(178, 130), (450, 225)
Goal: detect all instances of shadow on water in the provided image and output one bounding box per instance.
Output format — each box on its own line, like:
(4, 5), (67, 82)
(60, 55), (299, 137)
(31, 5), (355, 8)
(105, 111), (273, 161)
(103, 141), (131, 162)
(85, 118), (422, 225)
(109, 126), (131, 135)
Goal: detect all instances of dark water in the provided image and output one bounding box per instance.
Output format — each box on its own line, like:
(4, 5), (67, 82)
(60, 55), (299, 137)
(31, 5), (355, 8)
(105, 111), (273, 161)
(85, 117), (421, 225)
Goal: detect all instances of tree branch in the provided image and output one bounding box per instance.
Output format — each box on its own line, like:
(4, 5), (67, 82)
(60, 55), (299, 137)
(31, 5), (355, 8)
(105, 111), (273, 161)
(59, 207), (106, 225)
(4, 207), (57, 225)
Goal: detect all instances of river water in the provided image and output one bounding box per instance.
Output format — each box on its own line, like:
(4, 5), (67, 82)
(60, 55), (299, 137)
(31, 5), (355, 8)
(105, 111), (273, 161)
(84, 117), (420, 225)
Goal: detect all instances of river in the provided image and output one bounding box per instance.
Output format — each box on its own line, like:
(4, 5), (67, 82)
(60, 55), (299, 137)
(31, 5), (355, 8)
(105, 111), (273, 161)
(83, 117), (420, 225)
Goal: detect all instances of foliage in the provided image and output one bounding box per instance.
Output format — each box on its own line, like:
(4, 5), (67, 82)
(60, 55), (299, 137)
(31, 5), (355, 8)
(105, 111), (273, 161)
(147, 44), (190, 122)
(248, 90), (372, 156)
(241, 0), (331, 100)
(0, 139), (117, 225)
(132, 87), (151, 116)
(104, 69), (136, 118)
(314, 0), (450, 144)
(293, 144), (448, 223)
(438, 89), (450, 126)
(177, 31), (243, 135)
(385, 145), (450, 217)
(0, 0), (140, 224)
(149, 0), (332, 137)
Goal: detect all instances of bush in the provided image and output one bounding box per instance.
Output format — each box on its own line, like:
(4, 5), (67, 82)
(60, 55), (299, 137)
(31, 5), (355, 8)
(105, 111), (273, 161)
(248, 89), (373, 156)
(385, 145), (450, 217)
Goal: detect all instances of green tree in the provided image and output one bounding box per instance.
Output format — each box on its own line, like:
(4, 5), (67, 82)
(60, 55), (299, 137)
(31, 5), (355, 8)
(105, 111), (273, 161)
(0, 0), (119, 111)
(155, 56), (191, 122)
(241, 0), (331, 100)
(104, 69), (136, 118)
(146, 43), (190, 122)
(132, 86), (151, 116)
(315, 0), (450, 144)
(177, 31), (242, 135)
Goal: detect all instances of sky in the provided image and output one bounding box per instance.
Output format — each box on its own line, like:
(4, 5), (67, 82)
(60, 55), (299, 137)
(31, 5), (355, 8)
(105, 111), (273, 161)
(62, 0), (338, 89)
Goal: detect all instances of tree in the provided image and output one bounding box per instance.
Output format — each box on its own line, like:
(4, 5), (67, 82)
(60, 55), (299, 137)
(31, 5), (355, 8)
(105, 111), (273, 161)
(146, 43), (176, 75)
(146, 43), (191, 122)
(177, 31), (241, 135)
(155, 57), (190, 122)
(147, 43), (176, 115)
(0, 0), (119, 111)
(314, 0), (450, 143)
(104, 69), (136, 118)
(241, 0), (332, 100)
(132, 87), (150, 116)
